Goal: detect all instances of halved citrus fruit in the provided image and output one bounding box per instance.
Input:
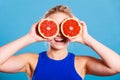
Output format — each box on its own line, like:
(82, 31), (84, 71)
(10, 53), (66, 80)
(61, 18), (82, 38)
(38, 19), (59, 38)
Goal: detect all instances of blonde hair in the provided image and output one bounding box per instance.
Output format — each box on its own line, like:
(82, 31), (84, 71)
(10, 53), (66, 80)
(44, 5), (73, 18)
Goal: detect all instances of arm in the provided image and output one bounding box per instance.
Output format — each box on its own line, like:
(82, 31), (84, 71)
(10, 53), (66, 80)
(70, 21), (120, 75)
(85, 56), (118, 76)
(85, 34), (120, 73)
(0, 34), (34, 64)
(0, 22), (45, 73)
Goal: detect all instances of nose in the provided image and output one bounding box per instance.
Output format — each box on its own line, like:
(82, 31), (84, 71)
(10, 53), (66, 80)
(57, 32), (62, 37)
(56, 24), (64, 37)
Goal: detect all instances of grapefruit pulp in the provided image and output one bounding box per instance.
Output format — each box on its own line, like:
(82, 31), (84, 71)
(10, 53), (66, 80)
(61, 18), (82, 38)
(38, 19), (59, 38)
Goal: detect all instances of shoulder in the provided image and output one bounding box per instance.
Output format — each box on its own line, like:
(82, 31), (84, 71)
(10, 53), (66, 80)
(16, 53), (39, 62)
(16, 53), (39, 68)
(74, 55), (98, 71)
(75, 55), (102, 71)
(75, 55), (97, 62)
(74, 56), (89, 67)
(18, 53), (39, 66)
(17, 53), (39, 77)
(18, 53), (39, 58)
(74, 55), (93, 78)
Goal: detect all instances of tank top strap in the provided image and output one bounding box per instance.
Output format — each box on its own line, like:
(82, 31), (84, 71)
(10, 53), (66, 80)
(39, 51), (46, 58)
(32, 51), (46, 80)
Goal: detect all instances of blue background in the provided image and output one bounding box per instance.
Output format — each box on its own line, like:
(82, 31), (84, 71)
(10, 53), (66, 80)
(0, 0), (120, 80)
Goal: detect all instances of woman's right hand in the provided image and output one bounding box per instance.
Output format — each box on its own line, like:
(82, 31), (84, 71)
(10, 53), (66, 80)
(28, 21), (47, 42)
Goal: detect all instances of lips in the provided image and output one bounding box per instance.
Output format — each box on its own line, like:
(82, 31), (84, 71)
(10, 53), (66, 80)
(54, 36), (69, 43)
(54, 38), (64, 42)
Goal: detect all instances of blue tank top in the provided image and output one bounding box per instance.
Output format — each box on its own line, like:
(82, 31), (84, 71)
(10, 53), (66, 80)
(32, 51), (82, 80)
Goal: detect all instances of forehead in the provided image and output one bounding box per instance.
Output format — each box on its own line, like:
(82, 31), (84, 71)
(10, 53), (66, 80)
(46, 12), (72, 24)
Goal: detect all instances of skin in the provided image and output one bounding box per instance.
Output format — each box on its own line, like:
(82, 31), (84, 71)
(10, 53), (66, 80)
(0, 12), (120, 80)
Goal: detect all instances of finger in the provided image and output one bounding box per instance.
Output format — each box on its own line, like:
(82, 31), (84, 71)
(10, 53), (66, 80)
(33, 18), (44, 28)
(80, 21), (87, 30)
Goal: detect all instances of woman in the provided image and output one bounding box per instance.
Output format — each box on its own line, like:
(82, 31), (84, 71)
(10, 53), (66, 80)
(0, 5), (120, 80)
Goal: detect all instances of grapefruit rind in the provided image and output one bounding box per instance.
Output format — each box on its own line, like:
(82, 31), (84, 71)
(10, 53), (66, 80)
(38, 18), (59, 38)
(61, 18), (82, 38)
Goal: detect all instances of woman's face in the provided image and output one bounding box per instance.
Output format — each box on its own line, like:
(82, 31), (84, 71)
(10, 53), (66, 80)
(46, 12), (72, 50)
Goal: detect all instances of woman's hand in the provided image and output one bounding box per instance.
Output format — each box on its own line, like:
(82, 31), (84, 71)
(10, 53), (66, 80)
(28, 21), (47, 42)
(69, 21), (90, 45)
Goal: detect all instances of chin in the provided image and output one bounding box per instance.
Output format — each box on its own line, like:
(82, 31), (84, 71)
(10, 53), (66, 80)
(50, 45), (68, 50)
(50, 43), (68, 50)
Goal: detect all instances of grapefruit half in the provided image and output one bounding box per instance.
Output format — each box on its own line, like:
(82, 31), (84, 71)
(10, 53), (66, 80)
(38, 19), (59, 38)
(61, 18), (82, 38)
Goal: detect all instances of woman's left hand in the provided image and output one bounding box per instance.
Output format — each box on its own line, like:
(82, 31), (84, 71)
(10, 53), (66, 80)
(69, 21), (90, 45)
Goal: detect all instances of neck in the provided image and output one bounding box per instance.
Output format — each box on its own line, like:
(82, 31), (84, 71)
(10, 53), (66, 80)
(47, 47), (68, 60)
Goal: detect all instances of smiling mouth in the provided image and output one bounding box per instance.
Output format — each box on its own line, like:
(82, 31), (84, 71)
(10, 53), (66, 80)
(54, 38), (64, 42)
(54, 37), (68, 42)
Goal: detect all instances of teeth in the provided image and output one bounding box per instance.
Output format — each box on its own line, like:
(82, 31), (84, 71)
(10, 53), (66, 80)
(54, 38), (64, 42)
